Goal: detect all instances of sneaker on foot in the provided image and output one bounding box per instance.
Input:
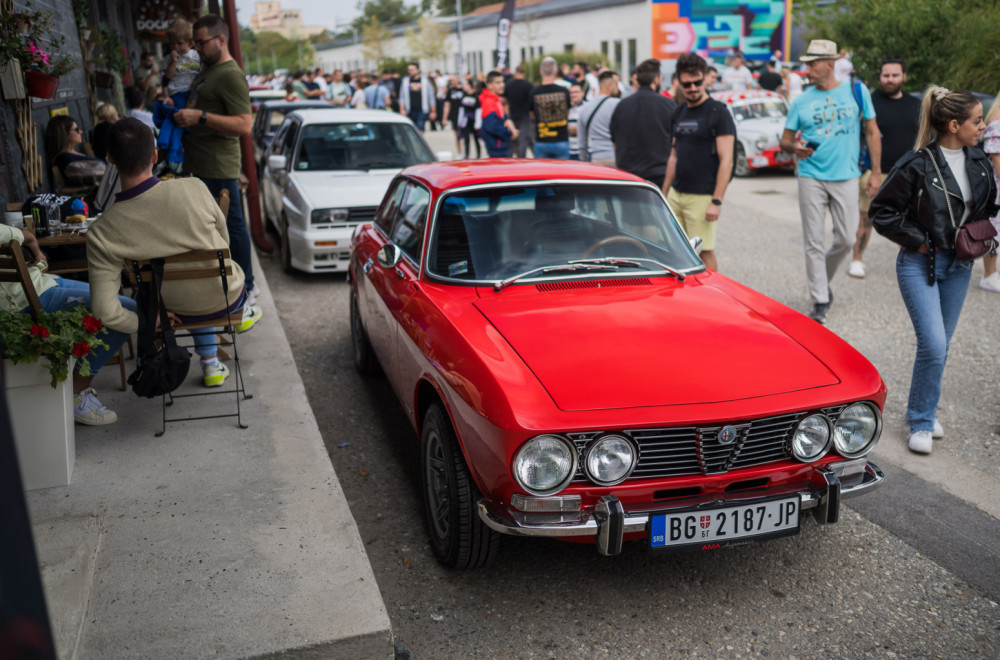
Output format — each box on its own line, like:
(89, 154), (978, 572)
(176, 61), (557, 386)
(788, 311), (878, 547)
(236, 304), (263, 334)
(848, 261), (866, 278)
(808, 302), (830, 324)
(203, 361), (230, 387)
(245, 283), (261, 306)
(908, 430), (933, 454)
(932, 419), (944, 439)
(74, 387), (118, 425)
(979, 272), (1000, 292)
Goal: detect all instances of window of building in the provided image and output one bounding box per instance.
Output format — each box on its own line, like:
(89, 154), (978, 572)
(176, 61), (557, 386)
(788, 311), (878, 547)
(564, 43), (574, 54)
(601, 41), (608, 58)
(628, 39), (637, 74)
(614, 40), (622, 72)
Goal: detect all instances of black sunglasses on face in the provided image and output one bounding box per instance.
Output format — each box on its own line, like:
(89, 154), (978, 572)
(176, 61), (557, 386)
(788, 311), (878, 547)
(680, 79), (704, 88)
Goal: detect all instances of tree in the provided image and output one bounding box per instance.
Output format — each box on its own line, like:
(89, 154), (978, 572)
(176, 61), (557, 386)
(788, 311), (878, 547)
(405, 16), (451, 67)
(360, 16), (393, 66)
(436, 0), (498, 16)
(798, 0), (1000, 92)
(353, 0), (419, 32)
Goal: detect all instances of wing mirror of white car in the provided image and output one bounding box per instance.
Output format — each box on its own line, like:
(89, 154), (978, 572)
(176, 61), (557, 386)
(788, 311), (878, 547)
(435, 150), (454, 161)
(268, 154), (288, 170)
(689, 236), (703, 255)
(377, 243), (403, 269)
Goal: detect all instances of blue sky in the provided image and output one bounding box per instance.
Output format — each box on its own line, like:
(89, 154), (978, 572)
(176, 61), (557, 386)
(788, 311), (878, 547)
(234, 0), (362, 31)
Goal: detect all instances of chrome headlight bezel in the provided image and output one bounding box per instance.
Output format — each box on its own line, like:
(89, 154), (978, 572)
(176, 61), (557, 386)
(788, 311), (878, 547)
(833, 402), (882, 458)
(584, 434), (637, 486)
(791, 413), (832, 462)
(754, 137), (769, 151)
(512, 434), (577, 496)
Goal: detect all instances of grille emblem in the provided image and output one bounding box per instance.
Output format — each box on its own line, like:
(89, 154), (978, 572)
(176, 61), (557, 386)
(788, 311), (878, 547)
(718, 426), (738, 445)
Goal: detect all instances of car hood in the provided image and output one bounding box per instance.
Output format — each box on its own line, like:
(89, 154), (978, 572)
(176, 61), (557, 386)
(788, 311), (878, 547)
(473, 280), (839, 411)
(736, 118), (785, 141)
(291, 170), (400, 208)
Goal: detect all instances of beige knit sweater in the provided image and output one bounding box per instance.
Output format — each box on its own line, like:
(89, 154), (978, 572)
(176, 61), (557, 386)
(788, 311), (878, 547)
(88, 178), (246, 334)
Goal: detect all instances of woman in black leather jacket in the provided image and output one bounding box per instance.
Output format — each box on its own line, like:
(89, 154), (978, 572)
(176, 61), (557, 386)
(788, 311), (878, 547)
(870, 87), (998, 455)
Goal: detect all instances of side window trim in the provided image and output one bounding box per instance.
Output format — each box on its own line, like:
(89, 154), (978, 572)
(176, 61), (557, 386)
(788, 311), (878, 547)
(389, 181), (431, 268)
(375, 178), (408, 237)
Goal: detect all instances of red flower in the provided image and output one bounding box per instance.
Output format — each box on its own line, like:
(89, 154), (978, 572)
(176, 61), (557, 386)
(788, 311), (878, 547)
(30, 324), (49, 338)
(72, 341), (91, 357)
(82, 316), (103, 334)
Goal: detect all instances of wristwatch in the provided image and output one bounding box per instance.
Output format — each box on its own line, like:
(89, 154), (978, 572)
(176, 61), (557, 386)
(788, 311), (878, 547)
(711, 198), (723, 206)
(199, 110), (208, 125)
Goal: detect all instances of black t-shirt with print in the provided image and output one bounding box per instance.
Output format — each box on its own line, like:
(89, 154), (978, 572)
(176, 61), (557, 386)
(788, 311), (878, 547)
(408, 79), (424, 113)
(671, 98), (736, 195)
(529, 84), (570, 143)
(871, 89), (922, 171)
(447, 88), (464, 121)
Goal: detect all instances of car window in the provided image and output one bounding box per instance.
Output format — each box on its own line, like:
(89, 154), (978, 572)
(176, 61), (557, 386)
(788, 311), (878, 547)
(269, 110), (288, 128)
(281, 121), (299, 159)
(388, 183), (431, 263)
(376, 180), (407, 235)
(427, 183), (702, 282)
(270, 122), (289, 154)
(293, 121), (436, 171)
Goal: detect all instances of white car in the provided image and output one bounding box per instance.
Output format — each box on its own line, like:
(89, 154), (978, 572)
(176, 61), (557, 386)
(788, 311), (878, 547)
(261, 109), (441, 273)
(711, 90), (794, 177)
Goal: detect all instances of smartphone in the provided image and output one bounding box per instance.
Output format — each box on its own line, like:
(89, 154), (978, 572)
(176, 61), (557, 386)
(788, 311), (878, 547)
(804, 140), (820, 150)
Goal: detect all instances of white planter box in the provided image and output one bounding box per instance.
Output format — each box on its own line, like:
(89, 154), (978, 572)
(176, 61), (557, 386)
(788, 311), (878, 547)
(3, 358), (75, 490)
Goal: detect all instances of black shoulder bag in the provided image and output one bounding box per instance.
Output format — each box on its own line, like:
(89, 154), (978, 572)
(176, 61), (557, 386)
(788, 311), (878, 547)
(128, 259), (191, 398)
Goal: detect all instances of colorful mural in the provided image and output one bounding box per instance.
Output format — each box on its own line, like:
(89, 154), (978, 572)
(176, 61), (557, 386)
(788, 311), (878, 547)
(652, 0), (791, 61)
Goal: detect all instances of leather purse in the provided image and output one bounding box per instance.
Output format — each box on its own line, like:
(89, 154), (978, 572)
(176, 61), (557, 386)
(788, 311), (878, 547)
(923, 148), (998, 260)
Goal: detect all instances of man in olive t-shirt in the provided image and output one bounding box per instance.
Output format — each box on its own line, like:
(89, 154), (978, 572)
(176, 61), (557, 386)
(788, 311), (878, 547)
(174, 14), (256, 296)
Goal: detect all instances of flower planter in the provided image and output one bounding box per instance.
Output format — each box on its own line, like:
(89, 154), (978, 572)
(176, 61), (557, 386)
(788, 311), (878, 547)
(24, 71), (59, 99)
(94, 71), (114, 88)
(3, 358), (76, 490)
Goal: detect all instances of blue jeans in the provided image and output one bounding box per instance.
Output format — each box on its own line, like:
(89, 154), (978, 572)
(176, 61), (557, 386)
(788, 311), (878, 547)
(534, 141), (570, 160)
(198, 178), (255, 291)
(407, 111), (428, 131)
(37, 278), (135, 373)
(896, 248), (973, 432)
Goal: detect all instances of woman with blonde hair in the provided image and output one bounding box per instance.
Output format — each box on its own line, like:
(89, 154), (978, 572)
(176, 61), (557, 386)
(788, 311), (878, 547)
(870, 86), (998, 454)
(978, 92), (1000, 291)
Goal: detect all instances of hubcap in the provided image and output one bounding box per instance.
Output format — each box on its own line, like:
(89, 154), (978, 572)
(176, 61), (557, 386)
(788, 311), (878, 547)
(425, 430), (450, 539)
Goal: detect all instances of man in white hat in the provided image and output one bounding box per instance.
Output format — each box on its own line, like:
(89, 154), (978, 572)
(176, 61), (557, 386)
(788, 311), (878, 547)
(779, 39), (881, 324)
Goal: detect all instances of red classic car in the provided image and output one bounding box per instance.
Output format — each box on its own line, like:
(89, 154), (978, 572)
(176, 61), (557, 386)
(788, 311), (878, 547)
(349, 160), (885, 568)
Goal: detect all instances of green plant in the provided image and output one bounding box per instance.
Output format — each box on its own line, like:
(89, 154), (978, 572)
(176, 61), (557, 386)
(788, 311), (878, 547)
(0, 304), (109, 387)
(98, 23), (129, 74)
(0, 4), (77, 76)
(72, 0), (90, 29)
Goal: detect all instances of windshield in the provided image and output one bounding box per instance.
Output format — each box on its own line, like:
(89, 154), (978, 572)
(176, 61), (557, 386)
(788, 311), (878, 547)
(427, 183), (703, 283)
(294, 122), (435, 171)
(731, 99), (787, 121)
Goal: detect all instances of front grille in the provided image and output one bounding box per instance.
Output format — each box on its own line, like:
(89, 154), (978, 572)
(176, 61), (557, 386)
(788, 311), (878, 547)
(348, 206), (378, 223)
(569, 405), (848, 483)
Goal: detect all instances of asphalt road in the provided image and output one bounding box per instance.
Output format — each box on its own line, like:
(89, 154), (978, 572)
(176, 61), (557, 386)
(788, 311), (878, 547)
(255, 136), (1000, 658)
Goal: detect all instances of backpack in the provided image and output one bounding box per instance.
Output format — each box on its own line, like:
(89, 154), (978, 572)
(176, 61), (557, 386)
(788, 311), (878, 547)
(128, 259), (191, 398)
(850, 77), (872, 171)
(671, 99), (738, 180)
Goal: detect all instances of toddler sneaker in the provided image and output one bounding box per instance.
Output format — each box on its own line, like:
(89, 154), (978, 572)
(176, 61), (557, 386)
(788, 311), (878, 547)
(74, 387), (118, 425)
(932, 419), (944, 439)
(203, 361), (230, 387)
(908, 430), (933, 454)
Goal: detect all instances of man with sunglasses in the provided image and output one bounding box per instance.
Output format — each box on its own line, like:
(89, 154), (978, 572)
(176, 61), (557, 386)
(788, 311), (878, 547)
(173, 14), (258, 307)
(847, 56), (921, 279)
(661, 53), (735, 272)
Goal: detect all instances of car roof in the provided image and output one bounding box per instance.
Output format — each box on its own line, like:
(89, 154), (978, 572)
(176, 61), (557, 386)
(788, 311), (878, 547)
(259, 100), (335, 110)
(400, 159), (649, 192)
(289, 108), (416, 125)
(711, 90), (785, 104)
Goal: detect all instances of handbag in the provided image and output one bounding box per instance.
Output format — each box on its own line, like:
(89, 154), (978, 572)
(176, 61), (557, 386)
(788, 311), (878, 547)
(923, 148), (998, 260)
(64, 159), (107, 185)
(128, 259), (191, 398)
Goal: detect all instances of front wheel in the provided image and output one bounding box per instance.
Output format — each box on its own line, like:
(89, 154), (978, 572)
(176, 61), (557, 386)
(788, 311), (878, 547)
(734, 143), (752, 178)
(421, 403), (500, 569)
(279, 216), (294, 274)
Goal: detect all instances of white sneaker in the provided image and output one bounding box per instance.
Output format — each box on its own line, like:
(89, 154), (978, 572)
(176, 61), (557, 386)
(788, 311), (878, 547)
(847, 261), (866, 278)
(979, 272), (1000, 292)
(202, 361), (230, 387)
(932, 419), (944, 439)
(74, 387), (118, 425)
(908, 430), (933, 454)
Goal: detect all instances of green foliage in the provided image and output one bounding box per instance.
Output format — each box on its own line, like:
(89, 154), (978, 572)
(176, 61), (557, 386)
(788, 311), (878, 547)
(379, 56), (413, 74)
(352, 0), (419, 33)
(0, 5), (77, 76)
(98, 24), (130, 74)
(798, 0), (1000, 93)
(72, 0), (90, 29)
(521, 52), (604, 84)
(436, 0), (500, 17)
(0, 304), (109, 388)
(240, 29), (317, 75)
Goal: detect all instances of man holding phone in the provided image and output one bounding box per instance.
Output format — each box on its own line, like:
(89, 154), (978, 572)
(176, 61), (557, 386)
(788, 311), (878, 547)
(780, 39), (880, 324)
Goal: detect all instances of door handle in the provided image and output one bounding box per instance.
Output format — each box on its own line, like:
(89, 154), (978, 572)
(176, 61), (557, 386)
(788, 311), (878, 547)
(395, 267), (405, 279)
(363, 258), (373, 274)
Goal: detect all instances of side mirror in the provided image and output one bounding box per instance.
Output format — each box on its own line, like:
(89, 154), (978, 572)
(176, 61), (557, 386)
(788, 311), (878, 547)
(435, 150), (454, 162)
(377, 243), (403, 269)
(689, 236), (703, 255)
(267, 154), (287, 171)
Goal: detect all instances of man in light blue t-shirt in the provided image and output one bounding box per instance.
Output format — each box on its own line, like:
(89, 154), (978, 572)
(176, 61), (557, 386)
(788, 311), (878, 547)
(780, 39), (881, 324)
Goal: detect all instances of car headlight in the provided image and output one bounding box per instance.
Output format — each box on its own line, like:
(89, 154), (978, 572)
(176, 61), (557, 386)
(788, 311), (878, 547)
(311, 208), (350, 224)
(755, 137), (768, 150)
(513, 435), (576, 495)
(833, 402), (881, 457)
(584, 434), (636, 486)
(791, 414), (831, 462)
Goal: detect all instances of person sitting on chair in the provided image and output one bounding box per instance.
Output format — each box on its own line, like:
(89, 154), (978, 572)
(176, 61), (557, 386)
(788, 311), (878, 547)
(45, 115), (103, 182)
(0, 223), (135, 425)
(87, 118), (263, 389)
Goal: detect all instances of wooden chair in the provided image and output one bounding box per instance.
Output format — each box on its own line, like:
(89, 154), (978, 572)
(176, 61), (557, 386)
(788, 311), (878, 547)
(130, 248), (251, 436)
(0, 240), (43, 318)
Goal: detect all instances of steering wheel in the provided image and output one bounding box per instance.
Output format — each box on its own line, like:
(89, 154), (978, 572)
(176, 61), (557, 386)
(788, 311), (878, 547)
(581, 235), (649, 258)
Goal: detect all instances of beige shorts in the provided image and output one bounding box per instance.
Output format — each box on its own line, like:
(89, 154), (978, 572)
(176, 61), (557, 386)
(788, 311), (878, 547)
(667, 188), (717, 251)
(859, 170), (886, 214)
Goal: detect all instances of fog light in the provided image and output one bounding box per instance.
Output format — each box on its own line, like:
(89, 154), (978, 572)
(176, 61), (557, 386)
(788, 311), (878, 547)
(829, 458), (867, 479)
(791, 414), (831, 462)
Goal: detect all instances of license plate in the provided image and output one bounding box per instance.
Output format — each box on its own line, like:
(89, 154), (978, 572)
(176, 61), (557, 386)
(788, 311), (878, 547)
(649, 496), (800, 552)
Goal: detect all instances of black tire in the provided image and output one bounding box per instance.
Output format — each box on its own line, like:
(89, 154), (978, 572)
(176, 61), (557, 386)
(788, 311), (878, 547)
(279, 215), (294, 274)
(421, 403), (501, 569)
(734, 142), (752, 178)
(350, 288), (379, 376)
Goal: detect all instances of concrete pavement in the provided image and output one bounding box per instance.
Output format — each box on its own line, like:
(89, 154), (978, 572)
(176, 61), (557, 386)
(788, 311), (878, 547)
(24, 248), (394, 658)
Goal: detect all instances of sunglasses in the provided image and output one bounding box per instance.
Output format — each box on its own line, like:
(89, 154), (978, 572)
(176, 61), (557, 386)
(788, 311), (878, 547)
(680, 78), (704, 89)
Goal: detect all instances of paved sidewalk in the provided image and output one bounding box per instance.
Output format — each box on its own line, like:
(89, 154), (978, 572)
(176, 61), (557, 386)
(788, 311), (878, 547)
(24, 250), (394, 658)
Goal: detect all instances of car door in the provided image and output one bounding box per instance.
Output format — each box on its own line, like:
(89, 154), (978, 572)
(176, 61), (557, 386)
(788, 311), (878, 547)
(274, 119), (300, 220)
(262, 121), (289, 223)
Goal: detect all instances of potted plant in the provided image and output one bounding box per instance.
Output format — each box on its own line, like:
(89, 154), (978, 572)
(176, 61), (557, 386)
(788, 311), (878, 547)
(96, 24), (130, 88)
(0, 5), (77, 99)
(72, 0), (91, 41)
(0, 304), (109, 387)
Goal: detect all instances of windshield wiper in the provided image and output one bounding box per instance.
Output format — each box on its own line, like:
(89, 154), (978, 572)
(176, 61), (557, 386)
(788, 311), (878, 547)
(571, 257), (687, 281)
(493, 263), (620, 291)
(357, 161), (401, 170)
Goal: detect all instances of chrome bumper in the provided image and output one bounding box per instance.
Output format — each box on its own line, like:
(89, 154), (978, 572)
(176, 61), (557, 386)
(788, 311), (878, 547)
(477, 461), (885, 556)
